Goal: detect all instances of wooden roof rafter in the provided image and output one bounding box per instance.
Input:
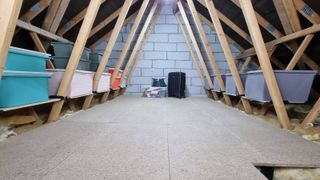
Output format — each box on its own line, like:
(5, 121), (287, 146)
(195, 0), (284, 68)
(88, 0), (139, 39)
(89, 11), (139, 49)
(57, 0), (108, 36)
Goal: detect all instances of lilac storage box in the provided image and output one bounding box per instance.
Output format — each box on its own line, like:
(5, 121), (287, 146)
(47, 69), (93, 99)
(245, 70), (316, 103)
(225, 73), (247, 96)
(212, 74), (226, 92)
(96, 73), (111, 93)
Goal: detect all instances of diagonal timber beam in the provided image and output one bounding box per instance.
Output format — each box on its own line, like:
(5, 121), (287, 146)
(126, 5), (163, 85)
(41, 0), (71, 49)
(286, 34), (314, 70)
(183, 0), (232, 104)
(48, 0), (103, 122)
(176, 14), (205, 87)
(0, 0), (23, 79)
(119, 1), (159, 86)
(293, 0), (320, 24)
(110, 0), (151, 86)
(230, 0), (319, 72)
(239, 24), (320, 58)
(177, 1), (222, 101)
(89, 11), (138, 49)
(15, 0), (52, 35)
(82, 0), (135, 107)
(239, 0), (291, 130)
(16, 20), (71, 43)
(205, 0), (252, 114)
(29, 32), (55, 69)
(301, 98), (320, 127)
(57, 0), (107, 36)
(89, 0), (139, 39)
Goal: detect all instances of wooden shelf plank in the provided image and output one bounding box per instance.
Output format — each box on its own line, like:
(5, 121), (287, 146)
(0, 98), (61, 112)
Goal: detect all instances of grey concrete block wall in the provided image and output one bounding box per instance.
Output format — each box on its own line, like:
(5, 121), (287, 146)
(94, 4), (240, 96)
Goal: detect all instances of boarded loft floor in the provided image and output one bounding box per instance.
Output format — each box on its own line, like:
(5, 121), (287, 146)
(1, 96), (320, 180)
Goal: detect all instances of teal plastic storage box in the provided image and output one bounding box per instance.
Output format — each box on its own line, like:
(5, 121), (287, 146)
(0, 71), (52, 108)
(53, 56), (90, 71)
(51, 42), (90, 60)
(5, 47), (51, 72)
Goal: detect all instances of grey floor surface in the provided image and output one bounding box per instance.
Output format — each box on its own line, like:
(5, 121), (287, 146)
(1, 96), (320, 180)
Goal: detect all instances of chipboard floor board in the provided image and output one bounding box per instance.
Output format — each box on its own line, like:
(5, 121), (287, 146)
(0, 96), (319, 180)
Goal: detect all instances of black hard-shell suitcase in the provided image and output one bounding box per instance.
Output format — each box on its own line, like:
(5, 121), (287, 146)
(168, 72), (186, 98)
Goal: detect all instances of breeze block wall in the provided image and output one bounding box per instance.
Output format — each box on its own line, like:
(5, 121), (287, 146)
(94, 3), (240, 96)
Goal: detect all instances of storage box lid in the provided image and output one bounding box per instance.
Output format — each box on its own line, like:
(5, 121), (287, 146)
(9, 46), (51, 59)
(3, 70), (52, 78)
(51, 42), (90, 51)
(46, 69), (95, 75)
(246, 70), (317, 75)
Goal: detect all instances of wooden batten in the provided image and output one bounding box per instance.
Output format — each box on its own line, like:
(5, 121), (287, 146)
(0, 0), (23, 79)
(120, 1), (159, 86)
(48, 0), (103, 122)
(239, 0), (292, 130)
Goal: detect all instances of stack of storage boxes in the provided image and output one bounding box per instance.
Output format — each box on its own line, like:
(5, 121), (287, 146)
(0, 47), (52, 108)
(51, 42), (90, 71)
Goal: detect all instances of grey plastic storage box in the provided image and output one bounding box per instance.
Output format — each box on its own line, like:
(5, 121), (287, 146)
(89, 52), (103, 72)
(51, 42), (90, 60)
(245, 70), (316, 103)
(225, 73), (247, 96)
(212, 74), (226, 92)
(53, 57), (90, 71)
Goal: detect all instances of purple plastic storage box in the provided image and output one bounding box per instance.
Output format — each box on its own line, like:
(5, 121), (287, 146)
(225, 73), (247, 96)
(212, 74), (226, 92)
(47, 69), (94, 99)
(245, 70), (316, 103)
